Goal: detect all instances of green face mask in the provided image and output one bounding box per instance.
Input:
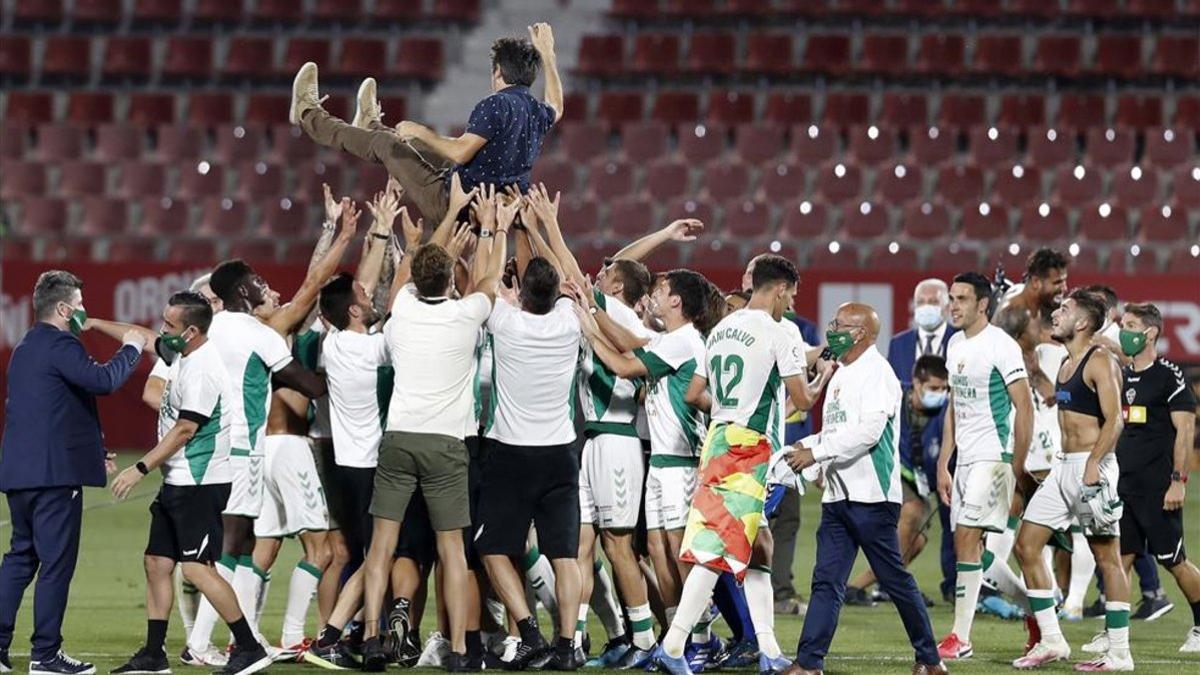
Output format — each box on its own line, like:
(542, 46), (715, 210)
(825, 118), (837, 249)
(159, 330), (189, 354)
(826, 329), (857, 359)
(67, 307), (87, 336)
(1118, 329), (1149, 357)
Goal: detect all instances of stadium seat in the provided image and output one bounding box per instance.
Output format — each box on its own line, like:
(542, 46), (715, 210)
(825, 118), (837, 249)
(129, 94), (176, 125)
(588, 157), (634, 200)
(778, 199), (830, 239)
(993, 165), (1043, 207)
(0, 160), (47, 199)
(722, 199), (772, 238)
(1068, 247), (1108, 273)
(102, 37), (153, 81)
(153, 125), (204, 162)
(33, 124), (84, 161)
(734, 123), (785, 165)
(245, 95), (292, 127)
(59, 161), (108, 198)
(597, 92), (645, 127)
(1051, 164), (1103, 207)
(936, 164), (984, 204)
(162, 36), (213, 80)
(998, 93), (1046, 128)
(619, 121), (669, 163)
(665, 197), (716, 229)
(295, 161), (345, 201)
(178, 162), (226, 200)
(791, 123), (838, 165)
(390, 37), (445, 82)
(187, 92), (234, 126)
(900, 200), (951, 241)
(78, 197), (128, 235)
(807, 242), (860, 270)
(720, 0), (772, 17)
(333, 38), (387, 80)
(939, 94), (986, 129)
(16, 197), (68, 235)
(909, 126), (955, 166)
(968, 127), (1019, 168)
(881, 93), (928, 128)
(351, 163), (391, 201)
(686, 33), (736, 76)
(1114, 95), (1163, 129)
(106, 237), (159, 263)
(876, 163), (923, 205)
(166, 239), (218, 263)
(1092, 35), (1143, 78)
(235, 161), (285, 200)
(576, 35), (624, 77)
(312, 0), (362, 23)
(1169, 165), (1200, 209)
(1143, 128), (1191, 168)
(959, 203), (1011, 241)
(531, 155), (576, 194)
(222, 37), (275, 82)
(1152, 35), (1200, 78)
(0, 35), (31, 81)
(66, 92), (114, 124)
(3, 91), (53, 127)
(41, 36), (91, 81)
(1065, 0), (1123, 17)
(193, 0), (244, 24)
(914, 33), (964, 76)
(428, 0), (481, 22)
(700, 161), (750, 202)
(1034, 35), (1082, 77)
(631, 34), (682, 76)
(132, 0), (183, 25)
(259, 198), (312, 237)
(860, 33), (909, 75)
(687, 240), (744, 270)
(560, 92), (587, 123)
(644, 159), (691, 202)
(743, 33), (794, 76)
(1163, 248), (1200, 275)
(41, 238), (95, 262)
(1058, 94), (1106, 130)
(139, 197), (191, 235)
(116, 161), (166, 199)
(608, 195), (656, 238)
(215, 124), (267, 164)
(1128, 0), (1185, 18)
(1, 236), (36, 261)
(706, 90), (755, 126)
(1019, 204), (1071, 242)
(197, 197), (249, 236)
(0, 127), (28, 160)
(814, 162), (864, 205)
(1027, 127), (1076, 169)
(373, 0), (425, 22)
(971, 34), (1023, 76)
(652, 92), (700, 125)
(662, 0), (717, 18)
(1078, 203), (1130, 241)
(228, 239), (280, 265)
(1175, 96), (1200, 128)
(847, 125), (897, 166)
(823, 92), (870, 127)
(609, 0), (658, 20)
(840, 201), (890, 239)
(1109, 166), (1158, 209)
(763, 92), (812, 125)
(1085, 127), (1135, 167)
(1139, 205), (1189, 242)
(251, 0), (304, 24)
(866, 245), (921, 271)
(677, 123), (725, 164)
(802, 34), (852, 75)
(757, 161), (805, 204)
(559, 196), (599, 234)
(281, 39), (332, 77)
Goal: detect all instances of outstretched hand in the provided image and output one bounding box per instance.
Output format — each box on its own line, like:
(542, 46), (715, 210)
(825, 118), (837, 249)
(399, 207), (423, 249)
(323, 183), (344, 223)
(527, 183), (561, 225)
(528, 23), (555, 56)
(471, 184), (498, 228)
(446, 222), (475, 261)
(665, 218), (704, 242)
(447, 172), (476, 216)
(337, 198), (360, 242)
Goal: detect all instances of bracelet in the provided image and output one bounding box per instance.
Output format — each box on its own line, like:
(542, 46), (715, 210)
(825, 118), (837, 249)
(371, 232), (390, 240)
(135, 461), (150, 475)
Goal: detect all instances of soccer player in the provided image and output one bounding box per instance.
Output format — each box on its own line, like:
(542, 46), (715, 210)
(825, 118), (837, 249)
(999, 248), (1070, 330)
(290, 24), (561, 222)
(1013, 289), (1132, 671)
(183, 260), (328, 665)
(784, 302), (944, 675)
(109, 291), (270, 675)
(1108, 302), (1199, 653)
(651, 255), (821, 675)
(935, 272), (1033, 661)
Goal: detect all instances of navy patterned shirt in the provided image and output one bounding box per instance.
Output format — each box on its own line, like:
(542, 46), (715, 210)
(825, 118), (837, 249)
(454, 85), (557, 192)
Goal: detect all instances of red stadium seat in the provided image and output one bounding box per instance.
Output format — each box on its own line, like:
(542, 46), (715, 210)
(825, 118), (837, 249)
(860, 33), (909, 75)
(972, 34), (1023, 76)
(1144, 128), (1191, 168)
(1065, 0), (1122, 17)
(1092, 35), (1143, 78)
(734, 123), (785, 165)
(790, 123), (838, 165)
(235, 161), (285, 200)
(559, 92), (587, 123)
(129, 93), (176, 125)
(1085, 127), (1135, 167)
(12, 0), (63, 23)
(40, 238), (95, 262)
(686, 32), (736, 76)
(1108, 166), (1157, 209)
(619, 121), (669, 163)
(228, 239), (279, 265)
(139, 197), (190, 235)
(350, 163), (390, 201)
(1034, 35), (1082, 77)
(215, 124), (267, 164)
(1114, 95), (1163, 129)
(1051, 164), (1103, 207)
(722, 199), (772, 238)
(1152, 35), (1200, 78)
(333, 38), (387, 80)
(94, 123), (144, 162)
(876, 162), (923, 205)
(530, 156), (575, 194)
(576, 35), (624, 78)
(165, 239), (218, 263)
(0, 35), (32, 80)
(959, 202), (1011, 242)
(245, 95), (291, 127)
(106, 237), (160, 263)
(1128, 0), (1185, 17)
(1164, 248), (1200, 275)
(998, 94), (1046, 129)
(677, 123), (725, 164)
(609, 0), (659, 21)
(721, 0), (772, 17)
(757, 162), (805, 204)
(41, 36), (91, 80)
(59, 161), (108, 198)
(802, 34), (852, 75)
(644, 159), (690, 202)
(222, 37), (275, 81)
(813, 161), (863, 205)
(559, 196), (599, 234)
(909, 126), (955, 166)
(66, 92), (114, 124)
(939, 94), (986, 129)
(280, 38), (332, 77)
(373, 0), (424, 22)
(993, 165), (1043, 208)
(16, 197), (68, 235)
(188, 92), (234, 126)
(652, 92), (700, 125)
(823, 92), (870, 127)
(665, 197), (716, 230)
(900, 201), (951, 241)
(33, 124), (83, 161)
(587, 157), (634, 200)
(1019, 205), (1071, 242)
(428, 0), (481, 22)
(597, 92), (645, 127)
(162, 36), (213, 80)
(102, 37), (153, 80)
(662, 0), (716, 17)
(295, 161), (345, 202)
(313, 0), (362, 23)
(258, 198), (312, 237)
(1027, 127), (1076, 169)
(915, 34), (964, 76)
(1169, 165), (1200, 209)
(1058, 94), (1105, 130)
(3, 91), (53, 127)
(706, 90), (755, 126)
(936, 164), (984, 204)
(1078, 203), (1130, 241)
(969, 126), (1019, 168)
(132, 0), (183, 25)
(153, 125), (204, 162)
(866, 245), (921, 271)
(1139, 205), (1189, 242)
(178, 162), (226, 200)
(630, 34), (681, 76)
(391, 37), (445, 82)
(557, 122), (608, 163)
(251, 0), (304, 24)
(79, 197), (128, 235)
(807, 242), (860, 270)
(778, 199), (830, 239)
(687, 240), (744, 270)
(198, 197), (249, 236)
(1068, 247), (1108, 273)
(193, 0), (243, 23)
(700, 161), (750, 202)
(0, 128), (29, 160)
(744, 33), (794, 76)
(608, 195), (655, 238)
(840, 201), (890, 239)
(0, 160), (46, 199)
(116, 161), (166, 199)
(846, 125), (896, 166)
(881, 93), (928, 128)
(1175, 96), (1200, 128)
(763, 92), (812, 125)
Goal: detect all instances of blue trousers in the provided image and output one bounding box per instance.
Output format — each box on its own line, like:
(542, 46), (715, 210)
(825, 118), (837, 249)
(0, 488), (83, 661)
(938, 499), (956, 600)
(796, 501), (939, 670)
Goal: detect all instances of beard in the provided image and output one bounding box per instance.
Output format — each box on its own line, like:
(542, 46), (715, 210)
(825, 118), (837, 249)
(1050, 326), (1071, 343)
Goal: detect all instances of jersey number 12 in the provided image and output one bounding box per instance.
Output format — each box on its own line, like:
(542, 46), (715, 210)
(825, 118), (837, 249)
(709, 355), (744, 406)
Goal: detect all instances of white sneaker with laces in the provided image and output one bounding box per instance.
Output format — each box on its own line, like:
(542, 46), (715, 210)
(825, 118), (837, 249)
(1073, 649), (1134, 672)
(1012, 640), (1071, 669)
(1180, 627), (1200, 653)
(416, 631), (450, 668)
(500, 636), (521, 663)
(1081, 631), (1109, 654)
(352, 78), (382, 129)
(180, 646), (228, 667)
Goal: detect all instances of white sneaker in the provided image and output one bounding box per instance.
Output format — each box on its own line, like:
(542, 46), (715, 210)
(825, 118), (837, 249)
(1073, 649), (1134, 671)
(1081, 631), (1109, 654)
(1013, 640), (1071, 669)
(179, 646), (228, 667)
(289, 62), (326, 125)
(352, 78), (382, 129)
(1180, 627), (1200, 652)
(500, 635), (520, 663)
(416, 631), (450, 668)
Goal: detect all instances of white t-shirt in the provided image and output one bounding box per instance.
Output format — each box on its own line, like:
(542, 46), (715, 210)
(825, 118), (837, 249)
(702, 309), (806, 439)
(298, 323), (332, 440)
(158, 341), (234, 486)
(1029, 342), (1067, 471)
(384, 285), (491, 438)
(322, 328), (391, 467)
(207, 311), (294, 455)
(150, 357), (171, 386)
(635, 323), (707, 459)
(579, 292), (654, 437)
(485, 298), (581, 446)
(946, 323), (1028, 465)
(801, 345), (902, 504)
(775, 318), (812, 447)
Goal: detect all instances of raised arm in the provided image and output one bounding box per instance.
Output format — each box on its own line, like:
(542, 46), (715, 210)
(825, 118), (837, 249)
(267, 198), (360, 336)
(575, 302), (648, 380)
(473, 191), (517, 302)
(273, 360), (327, 399)
(395, 123), (487, 165)
(431, 173), (477, 248)
(612, 218), (704, 263)
(84, 318), (157, 352)
(358, 181), (404, 298)
(54, 334), (145, 395)
(529, 23), (563, 123)
(529, 183), (587, 292)
(517, 193), (566, 278)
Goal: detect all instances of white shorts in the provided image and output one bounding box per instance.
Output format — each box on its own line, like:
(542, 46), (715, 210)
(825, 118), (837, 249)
(254, 435), (329, 538)
(579, 434), (645, 529)
(645, 462), (698, 531)
(223, 451), (264, 518)
(1024, 452), (1120, 537)
(951, 460), (1015, 533)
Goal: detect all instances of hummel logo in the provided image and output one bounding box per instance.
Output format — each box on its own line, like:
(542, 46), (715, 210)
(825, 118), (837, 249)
(183, 548), (200, 556)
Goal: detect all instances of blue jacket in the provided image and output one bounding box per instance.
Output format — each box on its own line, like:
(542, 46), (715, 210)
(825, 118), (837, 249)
(887, 325), (957, 390)
(898, 396), (947, 487)
(0, 323), (142, 492)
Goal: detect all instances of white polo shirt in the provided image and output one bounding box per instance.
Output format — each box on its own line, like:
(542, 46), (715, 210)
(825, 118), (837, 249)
(322, 327), (392, 467)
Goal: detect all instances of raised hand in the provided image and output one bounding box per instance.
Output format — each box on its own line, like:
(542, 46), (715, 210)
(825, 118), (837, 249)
(337, 198), (360, 242)
(446, 221), (475, 260)
(497, 190), (520, 233)
(528, 22), (555, 56)
(471, 184), (498, 228)
(399, 207), (424, 249)
(323, 183), (344, 223)
(447, 172), (475, 216)
(665, 218), (704, 242)
(528, 183), (561, 224)
(395, 120), (421, 141)
(366, 188), (400, 234)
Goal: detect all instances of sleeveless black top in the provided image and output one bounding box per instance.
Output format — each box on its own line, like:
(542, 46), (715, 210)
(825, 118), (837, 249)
(1055, 346), (1104, 422)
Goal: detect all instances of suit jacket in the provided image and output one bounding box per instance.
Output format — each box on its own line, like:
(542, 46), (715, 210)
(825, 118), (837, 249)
(0, 323), (142, 491)
(887, 325), (957, 390)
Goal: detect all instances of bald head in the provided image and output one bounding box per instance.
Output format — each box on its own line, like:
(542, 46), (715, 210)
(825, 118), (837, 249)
(838, 302), (880, 339)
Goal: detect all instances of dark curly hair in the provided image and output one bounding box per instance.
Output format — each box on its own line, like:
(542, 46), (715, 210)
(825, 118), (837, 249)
(491, 37), (540, 87)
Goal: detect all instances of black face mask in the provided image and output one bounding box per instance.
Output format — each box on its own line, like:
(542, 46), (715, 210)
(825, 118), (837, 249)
(154, 336), (178, 366)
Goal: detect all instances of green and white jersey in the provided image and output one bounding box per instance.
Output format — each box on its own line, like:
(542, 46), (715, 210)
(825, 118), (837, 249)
(471, 329), (493, 436)
(702, 309), (806, 441)
(207, 311), (294, 456)
(579, 292), (654, 438)
(157, 341), (234, 486)
(295, 324), (332, 441)
(946, 323), (1028, 465)
(322, 327), (392, 468)
(635, 323), (707, 463)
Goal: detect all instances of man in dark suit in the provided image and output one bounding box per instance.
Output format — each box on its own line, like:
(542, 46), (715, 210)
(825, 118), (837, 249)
(0, 271), (148, 675)
(885, 278), (958, 603)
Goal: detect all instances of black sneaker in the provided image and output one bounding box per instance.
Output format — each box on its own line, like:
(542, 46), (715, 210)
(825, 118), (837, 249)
(111, 646), (170, 674)
(29, 651), (96, 675)
(217, 644), (270, 675)
(1083, 596), (1107, 618)
(844, 586), (874, 607)
(445, 652), (483, 672)
(532, 647), (584, 671)
(504, 637), (552, 671)
(303, 642), (360, 670)
(344, 623), (365, 658)
(394, 633), (421, 668)
(360, 638), (388, 673)
(387, 600), (412, 656)
(1132, 594), (1174, 621)
(614, 646), (655, 670)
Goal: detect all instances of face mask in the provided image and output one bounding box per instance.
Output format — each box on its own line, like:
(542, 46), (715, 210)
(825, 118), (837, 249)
(914, 304), (943, 331)
(158, 330), (190, 354)
(66, 306), (87, 336)
(1119, 329), (1149, 357)
(826, 330), (857, 359)
(921, 390), (948, 410)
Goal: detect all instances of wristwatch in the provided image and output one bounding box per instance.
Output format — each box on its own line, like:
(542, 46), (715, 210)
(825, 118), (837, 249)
(479, 230), (494, 239)
(1170, 471), (1187, 484)
(135, 461), (150, 475)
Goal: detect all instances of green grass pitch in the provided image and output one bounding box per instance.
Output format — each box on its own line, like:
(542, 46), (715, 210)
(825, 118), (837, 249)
(2, 459), (1197, 674)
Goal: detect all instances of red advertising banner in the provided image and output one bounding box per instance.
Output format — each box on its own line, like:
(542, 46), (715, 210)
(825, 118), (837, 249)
(3, 260), (1198, 450)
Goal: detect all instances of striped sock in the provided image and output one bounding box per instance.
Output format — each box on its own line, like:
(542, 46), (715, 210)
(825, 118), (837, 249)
(1028, 589), (1063, 642)
(627, 604), (655, 651)
(952, 561), (983, 641)
(691, 605), (713, 643)
(1105, 602), (1131, 650)
(573, 604), (589, 649)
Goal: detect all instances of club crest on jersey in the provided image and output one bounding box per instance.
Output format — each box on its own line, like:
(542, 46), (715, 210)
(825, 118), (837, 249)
(1125, 388), (1136, 405)
(957, 361), (965, 373)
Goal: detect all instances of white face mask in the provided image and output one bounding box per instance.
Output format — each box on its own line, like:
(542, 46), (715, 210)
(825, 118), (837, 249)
(914, 304), (943, 331)
(920, 389), (948, 410)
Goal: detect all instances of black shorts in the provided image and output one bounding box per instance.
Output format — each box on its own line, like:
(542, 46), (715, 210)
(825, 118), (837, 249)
(1119, 492), (1186, 565)
(394, 487), (436, 566)
(464, 436), (488, 571)
(146, 483), (231, 563)
(475, 440), (580, 560)
(310, 438), (338, 529)
(327, 464), (375, 558)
